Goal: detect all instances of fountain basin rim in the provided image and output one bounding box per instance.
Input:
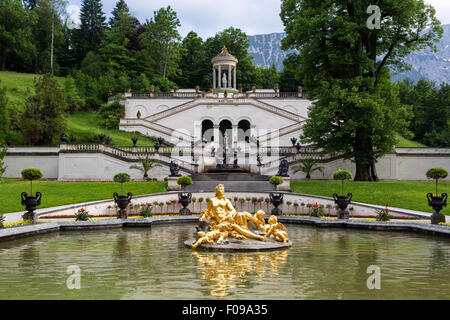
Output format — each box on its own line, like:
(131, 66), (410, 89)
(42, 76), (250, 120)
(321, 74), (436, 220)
(0, 215), (449, 243)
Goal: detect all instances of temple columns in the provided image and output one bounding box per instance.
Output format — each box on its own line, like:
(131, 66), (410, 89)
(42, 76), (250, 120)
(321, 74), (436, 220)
(218, 65), (222, 89)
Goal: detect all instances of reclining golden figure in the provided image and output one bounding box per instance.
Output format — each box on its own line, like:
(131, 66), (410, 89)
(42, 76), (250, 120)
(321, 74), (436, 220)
(192, 184), (289, 248)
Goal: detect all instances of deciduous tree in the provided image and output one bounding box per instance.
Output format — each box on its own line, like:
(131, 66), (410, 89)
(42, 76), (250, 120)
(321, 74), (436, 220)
(281, 0), (442, 181)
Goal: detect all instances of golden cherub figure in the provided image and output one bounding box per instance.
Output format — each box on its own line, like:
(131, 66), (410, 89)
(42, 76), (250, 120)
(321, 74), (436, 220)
(191, 222), (230, 249)
(265, 215), (289, 243)
(252, 210), (270, 233)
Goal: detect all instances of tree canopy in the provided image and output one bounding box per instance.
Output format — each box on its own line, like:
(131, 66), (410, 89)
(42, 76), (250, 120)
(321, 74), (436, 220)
(280, 0), (442, 181)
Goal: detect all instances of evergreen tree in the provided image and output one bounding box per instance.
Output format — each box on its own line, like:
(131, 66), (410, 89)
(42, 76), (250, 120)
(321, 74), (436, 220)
(73, 0), (106, 64)
(99, 6), (136, 75)
(109, 0), (129, 28)
(19, 74), (68, 145)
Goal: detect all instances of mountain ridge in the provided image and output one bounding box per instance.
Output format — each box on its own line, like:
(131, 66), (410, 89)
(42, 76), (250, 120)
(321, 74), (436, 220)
(247, 24), (450, 84)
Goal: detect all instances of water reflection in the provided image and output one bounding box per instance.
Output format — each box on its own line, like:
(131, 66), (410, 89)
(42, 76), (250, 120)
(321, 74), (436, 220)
(192, 250), (289, 298)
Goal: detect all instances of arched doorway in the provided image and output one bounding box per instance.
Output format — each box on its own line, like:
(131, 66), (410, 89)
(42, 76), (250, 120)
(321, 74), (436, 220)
(202, 120), (214, 142)
(219, 120), (232, 148)
(238, 120), (251, 142)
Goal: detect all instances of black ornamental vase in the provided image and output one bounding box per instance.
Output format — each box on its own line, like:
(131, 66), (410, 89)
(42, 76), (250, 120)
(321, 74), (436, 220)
(178, 192), (192, 215)
(427, 193), (447, 224)
(333, 193), (352, 219)
(21, 192), (42, 221)
(114, 192), (133, 219)
(269, 193), (284, 216)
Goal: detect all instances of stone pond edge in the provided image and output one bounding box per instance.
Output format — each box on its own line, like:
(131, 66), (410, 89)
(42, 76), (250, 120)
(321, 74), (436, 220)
(0, 215), (449, 242)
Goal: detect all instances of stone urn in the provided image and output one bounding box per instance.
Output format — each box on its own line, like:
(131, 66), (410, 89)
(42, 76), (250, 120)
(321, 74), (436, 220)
(333, 193), (352, 219)
(427, 193), (447, 224)
(290, 137), (297, 146)
(21, 192), (42, 221)
(269, 193), (284, 216)
(178, 192), (192, 215)
(114, 192), (133, 219)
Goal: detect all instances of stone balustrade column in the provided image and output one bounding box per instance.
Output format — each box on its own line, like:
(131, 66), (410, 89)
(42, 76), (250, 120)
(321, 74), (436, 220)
(218, 65), (221, 89)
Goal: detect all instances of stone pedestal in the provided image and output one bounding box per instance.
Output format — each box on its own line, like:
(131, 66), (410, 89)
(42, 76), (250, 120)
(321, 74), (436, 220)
(271, 207), (282, 216)
(167, 176), (181, 191)
(277, 177), (291, 191)
(431, 212), (445, 224)
(337, 210), (350, 220)
(180, 208), (191, 216)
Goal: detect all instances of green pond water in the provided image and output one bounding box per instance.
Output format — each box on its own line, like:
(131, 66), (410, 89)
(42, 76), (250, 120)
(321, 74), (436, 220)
(0, 223), (449, 300)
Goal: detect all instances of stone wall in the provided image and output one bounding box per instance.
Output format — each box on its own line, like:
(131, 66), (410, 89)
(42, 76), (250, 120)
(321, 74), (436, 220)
(3, 147), (449, 181)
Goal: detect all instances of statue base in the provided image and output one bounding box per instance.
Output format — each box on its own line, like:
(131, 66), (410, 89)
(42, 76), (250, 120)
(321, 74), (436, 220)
(431, 212), (445, 225)
(167, 176), (182, 191)
(271, 208), (282, 216)
(179, 208), (191, 216)
(184, 237), (291, 252)
(337, 210), (350, 220)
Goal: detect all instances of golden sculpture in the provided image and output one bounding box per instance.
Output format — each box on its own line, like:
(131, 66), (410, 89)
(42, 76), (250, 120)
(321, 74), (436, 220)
(265, 215), (289, 243)
(221, 45), (229, 54)
(192, 184), (289, 248)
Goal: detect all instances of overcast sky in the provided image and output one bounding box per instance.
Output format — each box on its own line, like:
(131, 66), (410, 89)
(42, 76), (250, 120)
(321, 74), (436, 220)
(66, 0), (450, 39)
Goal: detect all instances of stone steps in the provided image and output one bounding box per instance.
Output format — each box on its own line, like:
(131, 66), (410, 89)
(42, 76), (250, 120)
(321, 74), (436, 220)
(185, 180), (274, 192)
(191, 173), (270, 181)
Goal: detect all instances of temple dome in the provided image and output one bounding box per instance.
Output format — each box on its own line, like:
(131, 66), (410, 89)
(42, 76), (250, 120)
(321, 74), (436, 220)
(212, 46), (238, 63)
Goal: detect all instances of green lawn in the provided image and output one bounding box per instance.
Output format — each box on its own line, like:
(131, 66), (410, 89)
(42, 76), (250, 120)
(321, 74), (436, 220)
(0, 179), (167, 214)
(67, 112), (156, 146)
(291, 180), (450, 214)
(0, 71), (64, 107)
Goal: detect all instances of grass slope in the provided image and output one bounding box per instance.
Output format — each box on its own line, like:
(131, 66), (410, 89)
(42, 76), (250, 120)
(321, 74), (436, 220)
(0, 179), (167, 214)
(395, 133), (426, 147)
(291, 180), (450, 214)
(67, 112), (156, 146)
(0, 71), (64, 107)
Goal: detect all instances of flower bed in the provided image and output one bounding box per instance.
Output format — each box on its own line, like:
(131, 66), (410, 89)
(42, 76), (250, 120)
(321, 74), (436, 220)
(0, 220), (34, 229)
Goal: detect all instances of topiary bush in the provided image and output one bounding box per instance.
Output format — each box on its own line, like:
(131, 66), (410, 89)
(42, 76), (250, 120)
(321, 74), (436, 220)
(114, 172), (131, 194)
(426, 168), (448, 195)
(333, 169), (353, 195)
(269, 176), (284, 190)
(21, 168), (43, 194)
(177, 176), (193, 189)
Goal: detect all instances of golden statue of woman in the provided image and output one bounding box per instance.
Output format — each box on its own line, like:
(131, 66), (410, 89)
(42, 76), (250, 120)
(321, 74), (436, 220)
(198, 184), (266, 242)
